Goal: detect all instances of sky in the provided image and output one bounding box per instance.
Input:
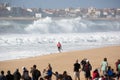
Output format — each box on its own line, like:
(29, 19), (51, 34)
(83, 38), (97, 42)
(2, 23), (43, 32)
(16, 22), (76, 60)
(0, 0), (120, 9)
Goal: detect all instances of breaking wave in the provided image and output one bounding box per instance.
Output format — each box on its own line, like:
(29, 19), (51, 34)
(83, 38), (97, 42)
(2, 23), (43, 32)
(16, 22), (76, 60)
(0, 17), (120, 61)
(0, 17), (120, 34)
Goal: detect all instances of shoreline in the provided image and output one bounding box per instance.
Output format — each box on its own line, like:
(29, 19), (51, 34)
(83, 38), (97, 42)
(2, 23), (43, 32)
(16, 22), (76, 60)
(0, 45), (119, 61)
(0, 45), (119, 62)
(0, 46), (120, 79)
(0, 17), (120, 21)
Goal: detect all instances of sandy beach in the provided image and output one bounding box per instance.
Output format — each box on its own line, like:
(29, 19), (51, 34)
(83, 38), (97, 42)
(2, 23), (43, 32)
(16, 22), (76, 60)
(0, 46), (120, 79)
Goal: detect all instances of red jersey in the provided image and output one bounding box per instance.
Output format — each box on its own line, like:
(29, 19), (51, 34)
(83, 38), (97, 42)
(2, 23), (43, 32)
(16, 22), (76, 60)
(57, 42), (61, 47)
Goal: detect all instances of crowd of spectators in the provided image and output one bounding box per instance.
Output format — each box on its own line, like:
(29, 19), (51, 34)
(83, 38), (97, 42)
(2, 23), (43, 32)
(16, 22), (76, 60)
(0, 58), (120, 80)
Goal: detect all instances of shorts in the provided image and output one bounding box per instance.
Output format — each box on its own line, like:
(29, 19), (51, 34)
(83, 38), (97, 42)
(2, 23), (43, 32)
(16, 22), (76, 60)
(85, 71), (91, 78)
(58, 47), (61, 51)
(74, 72), (80, 78)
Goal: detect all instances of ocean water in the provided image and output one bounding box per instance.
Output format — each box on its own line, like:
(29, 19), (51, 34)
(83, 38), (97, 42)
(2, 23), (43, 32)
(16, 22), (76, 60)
(0, 17), (120, 61)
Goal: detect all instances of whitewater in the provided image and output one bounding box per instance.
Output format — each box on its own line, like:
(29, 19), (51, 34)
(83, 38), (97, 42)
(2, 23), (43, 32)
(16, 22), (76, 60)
(0, 17), (120, 61)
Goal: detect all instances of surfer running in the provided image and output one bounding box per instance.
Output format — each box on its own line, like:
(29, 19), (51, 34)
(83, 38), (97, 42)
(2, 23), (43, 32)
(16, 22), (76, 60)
(57, 42), (62, 53)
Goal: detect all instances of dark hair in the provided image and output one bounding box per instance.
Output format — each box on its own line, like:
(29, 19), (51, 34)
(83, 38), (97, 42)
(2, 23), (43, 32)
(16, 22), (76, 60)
(94, 69), (98, 73)
(104, 58), (107, 61)
(1, 70), (4, 75)
(7, 70), (11, 74)
(63, 71), (67, 75)
(33, 65), (36, 68)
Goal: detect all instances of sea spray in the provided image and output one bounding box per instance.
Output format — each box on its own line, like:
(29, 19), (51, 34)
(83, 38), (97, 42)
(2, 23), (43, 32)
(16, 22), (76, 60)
(0, 17), (120, 34)
(0, 17), (120, 61)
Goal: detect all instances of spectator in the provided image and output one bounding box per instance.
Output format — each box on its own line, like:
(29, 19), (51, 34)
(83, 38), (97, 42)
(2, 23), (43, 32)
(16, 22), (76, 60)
(0, 70), (7, 80)
(115, 59), (120, 71)
(92, 69), (100, 80)
(13, 69), (21, 80)
(117, 63), (120, 80)
(30, 65), (41, 80)
(6, 70), (14, 80)
(62, 71), (72, 80)
(52, 71), (63, 80)
(46, 63), (52, 80)
(83, 60), (92, 80)
(101, 58), (108, 76)
(21, 67), (31, 80)
(80, 58), (87, 71)
(73, 59), (81, 80)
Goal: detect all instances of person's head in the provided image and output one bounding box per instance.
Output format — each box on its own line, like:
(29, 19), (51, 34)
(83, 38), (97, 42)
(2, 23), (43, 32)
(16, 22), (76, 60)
(1, 70), (4, 75)
(118, 59), (120, 62)
(48, 63), (52, 70)
(58, 42), (61, 44)
(7, 70), (11, 74)
(43, 69), (46, 72)
(94, 69), (98, 73)
(16, 69), (19, 72)
(55, 71), (58, 75)
(30, 67), (33, 70)
(104, 58), (107, 61)
(33, 65), (36, 69)
(108, 66), (111, 70)
(48, 63), (51, 67)
(76, 59), (78, 63)
(22, 67), (27, 71)
(63, 71), (67, 76)
(86, 59), (89, 64)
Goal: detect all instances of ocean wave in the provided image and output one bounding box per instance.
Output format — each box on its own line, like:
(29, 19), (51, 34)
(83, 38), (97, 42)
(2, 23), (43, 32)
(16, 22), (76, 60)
(0, 17), (120, 34)
(0, 32), (120, 61)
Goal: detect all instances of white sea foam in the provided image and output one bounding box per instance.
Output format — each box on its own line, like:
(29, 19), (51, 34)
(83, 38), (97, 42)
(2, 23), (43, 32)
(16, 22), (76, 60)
(1, 17), (120, 34)
(0, 32), (120, 61)
(24, 17), (120, 33)
(0, 17), (120, 61)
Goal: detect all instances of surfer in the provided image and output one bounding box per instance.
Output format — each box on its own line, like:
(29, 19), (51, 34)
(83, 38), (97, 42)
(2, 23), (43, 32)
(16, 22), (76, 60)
(57, 42), (62, 53)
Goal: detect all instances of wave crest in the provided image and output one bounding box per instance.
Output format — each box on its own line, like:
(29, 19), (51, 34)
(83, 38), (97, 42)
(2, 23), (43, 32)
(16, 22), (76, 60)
(0, 17), (120, 34)
(25, 17), (120, 33)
